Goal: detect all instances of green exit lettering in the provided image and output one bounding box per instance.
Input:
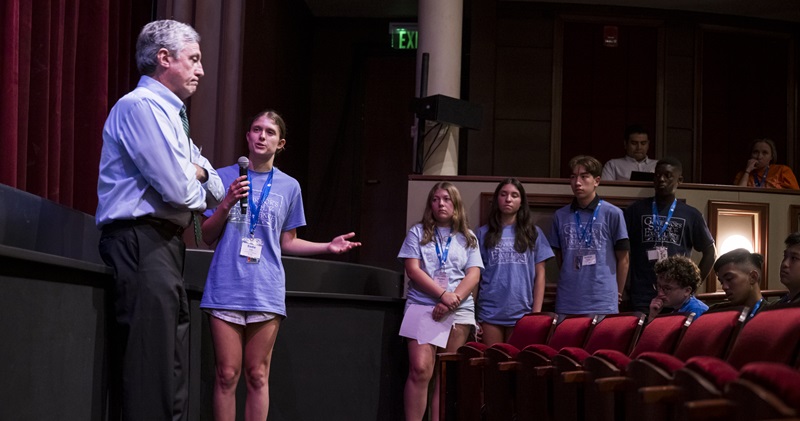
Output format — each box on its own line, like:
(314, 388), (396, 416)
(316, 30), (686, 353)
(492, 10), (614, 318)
(393, 29), (418, 50)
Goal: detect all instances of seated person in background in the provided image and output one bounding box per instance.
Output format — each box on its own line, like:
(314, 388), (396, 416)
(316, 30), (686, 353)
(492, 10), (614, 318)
(734, 138), (799, 189)
(548, 155), (629, 315)
(601, 124), (657, 181)
(772, 232), (800, 306)
(649, 255), (708, 320)
(710, 249), (765, 319)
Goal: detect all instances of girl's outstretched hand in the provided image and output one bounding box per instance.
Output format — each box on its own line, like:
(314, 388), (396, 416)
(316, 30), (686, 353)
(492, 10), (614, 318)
(328, 232), (362, 254)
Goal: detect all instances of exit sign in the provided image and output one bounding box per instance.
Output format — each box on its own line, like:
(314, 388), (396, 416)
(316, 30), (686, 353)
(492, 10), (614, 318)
(390, 23), (418, 50)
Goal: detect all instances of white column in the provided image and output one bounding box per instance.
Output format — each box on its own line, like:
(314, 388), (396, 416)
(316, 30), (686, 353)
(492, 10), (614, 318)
(417, 0), (462, 175)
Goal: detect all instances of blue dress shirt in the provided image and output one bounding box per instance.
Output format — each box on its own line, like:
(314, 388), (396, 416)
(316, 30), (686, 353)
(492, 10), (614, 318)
(96, 76), (223, 228)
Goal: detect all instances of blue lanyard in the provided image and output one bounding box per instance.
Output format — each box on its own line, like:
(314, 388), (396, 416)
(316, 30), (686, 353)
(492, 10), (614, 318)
(749, 298), (764, 318)
(652, 199), (677, 242)
(754, 166), (769, 187)
(248, 169), (274, 236)
(434, 228), (452, 269)
(574, 200), (602, 248)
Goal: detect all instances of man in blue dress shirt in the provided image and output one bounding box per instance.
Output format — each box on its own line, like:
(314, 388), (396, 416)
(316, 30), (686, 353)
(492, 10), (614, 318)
(96, 20), (223, 421)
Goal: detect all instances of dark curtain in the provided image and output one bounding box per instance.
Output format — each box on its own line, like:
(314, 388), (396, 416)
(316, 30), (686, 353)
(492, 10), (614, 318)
(0, 0), (140, 215)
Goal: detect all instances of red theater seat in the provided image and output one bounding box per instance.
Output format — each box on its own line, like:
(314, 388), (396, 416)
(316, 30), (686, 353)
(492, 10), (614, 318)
(674, 306), (800, 420)
(580, 312), (693, 421)
(551, 312), (647, 421)
(438, 312), (557, 421)
(625, 307), (748, 421)
(504, 315), (601, 421)
(483, 314), (598, 421)
(724, 362), (800, 420)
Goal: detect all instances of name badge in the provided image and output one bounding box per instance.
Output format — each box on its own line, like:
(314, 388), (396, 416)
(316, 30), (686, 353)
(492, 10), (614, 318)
(240, 236), (263, 263)
(433, 269), (449, 289)
(575, 253), (597, 269)
(647, 246), (668, 262)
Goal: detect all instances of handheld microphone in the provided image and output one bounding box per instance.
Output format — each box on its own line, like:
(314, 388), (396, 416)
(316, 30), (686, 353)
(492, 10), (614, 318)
(237, 156), (249, 214)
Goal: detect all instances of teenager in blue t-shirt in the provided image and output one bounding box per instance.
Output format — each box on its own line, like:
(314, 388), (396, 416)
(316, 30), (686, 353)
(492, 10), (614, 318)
(397, 182), (483, 421)
(548, 155), (630, 315)
(476, 178), (554, 345)
(200, 110), (361, 420)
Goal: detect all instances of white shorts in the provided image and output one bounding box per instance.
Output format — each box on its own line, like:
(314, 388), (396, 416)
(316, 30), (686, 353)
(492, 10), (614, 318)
(403, 300), (476, 326)
(205, 309), (278, 326)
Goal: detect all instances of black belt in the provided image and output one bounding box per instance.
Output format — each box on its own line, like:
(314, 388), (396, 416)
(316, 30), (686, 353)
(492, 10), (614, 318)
(103, 216), (185, 237)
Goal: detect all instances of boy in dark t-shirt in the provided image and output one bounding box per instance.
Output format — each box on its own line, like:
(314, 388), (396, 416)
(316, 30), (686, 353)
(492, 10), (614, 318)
(624, 157), (716, 313)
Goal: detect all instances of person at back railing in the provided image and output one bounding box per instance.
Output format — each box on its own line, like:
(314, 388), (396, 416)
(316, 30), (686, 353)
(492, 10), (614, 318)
(734, 138), (799, 189)
(601, 124), (657, 181)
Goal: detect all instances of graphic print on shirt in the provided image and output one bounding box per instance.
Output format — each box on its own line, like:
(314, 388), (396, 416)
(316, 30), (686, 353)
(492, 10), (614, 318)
(641, 215), (686, 246)
(230, 188), (285, 230)
(259, 193), (285, 231)
(489, 239), (528, 265)
(563, 223), (607, 250)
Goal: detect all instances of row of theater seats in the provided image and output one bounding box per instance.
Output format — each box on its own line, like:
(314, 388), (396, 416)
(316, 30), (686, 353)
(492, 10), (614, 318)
(437, 305), (800, 421)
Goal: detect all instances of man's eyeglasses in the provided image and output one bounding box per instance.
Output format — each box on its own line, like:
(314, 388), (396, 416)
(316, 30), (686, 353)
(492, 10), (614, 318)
(653, 283), (678, 293)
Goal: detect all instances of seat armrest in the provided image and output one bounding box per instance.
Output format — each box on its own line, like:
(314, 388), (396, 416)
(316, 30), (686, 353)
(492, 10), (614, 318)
(595, 376), (633, 393)
(497, 361), (521, 371)
(640, 385), (682, 404)
(682, 398), (736, 420)
(437, 352), (463, 362)
(561, 370), (588, 383)
(469, 357), (488, 367)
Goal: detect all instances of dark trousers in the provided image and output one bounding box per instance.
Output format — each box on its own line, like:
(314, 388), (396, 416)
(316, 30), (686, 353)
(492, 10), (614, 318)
(99, 220), (189, 421)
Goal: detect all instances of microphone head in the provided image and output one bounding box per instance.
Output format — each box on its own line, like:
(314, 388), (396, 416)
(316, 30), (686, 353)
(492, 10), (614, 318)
(237, 156), (249, 169)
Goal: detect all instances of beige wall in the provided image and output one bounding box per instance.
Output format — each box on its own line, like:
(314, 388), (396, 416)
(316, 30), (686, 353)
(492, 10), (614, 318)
(407, 176), (800, 291)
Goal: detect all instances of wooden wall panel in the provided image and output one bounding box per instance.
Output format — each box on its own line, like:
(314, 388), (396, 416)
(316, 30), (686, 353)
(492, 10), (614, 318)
(494, 120), (552, 176)
(665, 55), (695, 129)
(466, 0), (498, 176)
(699, 30), (791, 184)
(560, 21), (658, 176)
(497, 14), (554, 48)
(495, 46), (553, 120)
(665, 127), (695, 180)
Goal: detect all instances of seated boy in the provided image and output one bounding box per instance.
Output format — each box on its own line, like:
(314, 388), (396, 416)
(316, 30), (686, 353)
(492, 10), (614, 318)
(710, 248), (765, 319)
(648, 255), (708, 320)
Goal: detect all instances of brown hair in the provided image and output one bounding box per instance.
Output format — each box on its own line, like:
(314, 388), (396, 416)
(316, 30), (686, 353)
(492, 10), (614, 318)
(419, 182), (477, 248)
(248, 109), (288, 154)
(483, 178), (538, 253)
(654, 255), (702, 294)
(568, 155), (602, 177)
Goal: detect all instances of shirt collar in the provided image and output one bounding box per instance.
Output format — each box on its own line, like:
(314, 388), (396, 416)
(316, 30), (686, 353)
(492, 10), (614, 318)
(677, 295), (693, 311)
(570, 195), (601, 212)
(623, 155), (651, 164)
(782, 290), (800, 304)
(138, 75), (185, 113)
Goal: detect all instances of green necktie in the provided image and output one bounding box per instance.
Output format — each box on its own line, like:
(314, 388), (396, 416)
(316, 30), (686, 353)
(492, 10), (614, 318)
(180, 106), (203, 247)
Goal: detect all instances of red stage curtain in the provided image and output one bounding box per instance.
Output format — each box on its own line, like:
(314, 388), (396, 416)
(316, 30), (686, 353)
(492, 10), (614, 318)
(0, 0), (137, 215)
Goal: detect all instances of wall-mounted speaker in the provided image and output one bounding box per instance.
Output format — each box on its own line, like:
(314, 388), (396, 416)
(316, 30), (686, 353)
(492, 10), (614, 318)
(414, 95), (482, 130)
